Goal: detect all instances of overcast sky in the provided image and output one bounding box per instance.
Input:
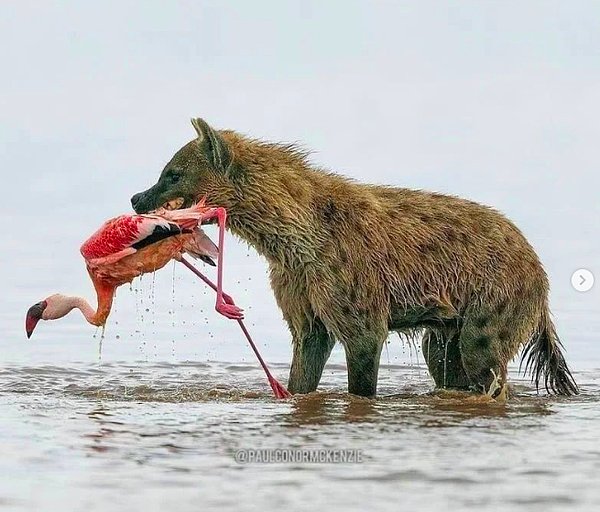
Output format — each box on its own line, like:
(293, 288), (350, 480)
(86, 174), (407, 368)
(1, 1), (598, 366)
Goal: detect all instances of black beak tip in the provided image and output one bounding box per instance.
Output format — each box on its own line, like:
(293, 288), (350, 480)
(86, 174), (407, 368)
(25, 300), (46, 339)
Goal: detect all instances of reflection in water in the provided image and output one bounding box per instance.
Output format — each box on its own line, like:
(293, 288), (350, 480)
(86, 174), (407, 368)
(279, 393), (381, 427)
(0, 361), (599, 511)
(84, 405), (121, 453)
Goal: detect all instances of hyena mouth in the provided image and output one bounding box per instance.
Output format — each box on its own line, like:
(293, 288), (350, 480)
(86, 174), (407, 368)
(161, 197), (185, 211)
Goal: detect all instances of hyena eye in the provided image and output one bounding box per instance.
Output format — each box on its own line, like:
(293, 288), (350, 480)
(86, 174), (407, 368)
(170, 173), (181, 184)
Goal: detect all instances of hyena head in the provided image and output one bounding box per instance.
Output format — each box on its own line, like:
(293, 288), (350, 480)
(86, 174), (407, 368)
(131, 118), (236, 214)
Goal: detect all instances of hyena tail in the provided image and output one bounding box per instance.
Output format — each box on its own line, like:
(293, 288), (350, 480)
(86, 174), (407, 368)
(520, 310), (579, 396)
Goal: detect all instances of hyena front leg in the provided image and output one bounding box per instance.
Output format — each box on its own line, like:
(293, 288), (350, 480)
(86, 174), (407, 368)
(288, 318), (335, 394)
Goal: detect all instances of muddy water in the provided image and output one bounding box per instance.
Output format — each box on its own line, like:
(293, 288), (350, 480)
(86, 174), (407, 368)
(1, 360), (599, 512)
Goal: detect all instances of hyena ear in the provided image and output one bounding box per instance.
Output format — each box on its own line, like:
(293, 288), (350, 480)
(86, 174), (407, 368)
(191, 118), (233, 173)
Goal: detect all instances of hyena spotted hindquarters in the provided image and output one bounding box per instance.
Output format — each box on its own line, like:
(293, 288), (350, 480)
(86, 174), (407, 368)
(131, 118), (578, 398)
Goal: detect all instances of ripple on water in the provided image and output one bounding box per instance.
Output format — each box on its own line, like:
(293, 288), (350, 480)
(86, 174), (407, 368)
(0, 362), (598, 407)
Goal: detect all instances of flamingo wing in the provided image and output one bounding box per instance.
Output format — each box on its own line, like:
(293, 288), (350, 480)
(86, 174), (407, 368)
(80, 215), (185, 261)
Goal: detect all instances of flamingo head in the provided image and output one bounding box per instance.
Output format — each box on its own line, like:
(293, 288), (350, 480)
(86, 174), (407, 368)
(25, 300), (48, 338)
(25, 294), (76, 338)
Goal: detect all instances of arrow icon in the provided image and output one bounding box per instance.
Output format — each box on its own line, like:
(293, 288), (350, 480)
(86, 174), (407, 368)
(572, 269), (594, 292)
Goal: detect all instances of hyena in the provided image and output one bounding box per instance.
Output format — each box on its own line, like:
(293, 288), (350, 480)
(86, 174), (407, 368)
(131, 118), (578, 398)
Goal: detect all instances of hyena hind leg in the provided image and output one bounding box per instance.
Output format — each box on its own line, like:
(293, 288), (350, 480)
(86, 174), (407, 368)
(421, 328), (471, 390)
(458, 309), (516, 396)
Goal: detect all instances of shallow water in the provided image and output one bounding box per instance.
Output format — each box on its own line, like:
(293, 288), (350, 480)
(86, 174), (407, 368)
(2, 243), (599, 511)
(1, 359), (599, 512)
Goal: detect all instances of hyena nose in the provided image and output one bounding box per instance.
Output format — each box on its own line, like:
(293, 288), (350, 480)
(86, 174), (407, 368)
(131, 192), (144, 209)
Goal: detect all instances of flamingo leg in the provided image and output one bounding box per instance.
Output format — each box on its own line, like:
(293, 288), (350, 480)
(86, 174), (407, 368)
(178, 256), (291, 399)
(200, 207), (243, 320)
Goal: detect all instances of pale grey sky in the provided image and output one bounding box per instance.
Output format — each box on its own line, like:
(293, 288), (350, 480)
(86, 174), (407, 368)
(1, 1), (598, 365)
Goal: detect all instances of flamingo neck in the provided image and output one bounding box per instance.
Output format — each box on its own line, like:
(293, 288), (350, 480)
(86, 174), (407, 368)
(83, 275), (116, 327)
(72, 297), (104, 326)
(70, 285), (114, 327)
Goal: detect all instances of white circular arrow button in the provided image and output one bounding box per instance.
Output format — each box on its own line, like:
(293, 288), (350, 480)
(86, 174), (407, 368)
(571, 269), (594, 292)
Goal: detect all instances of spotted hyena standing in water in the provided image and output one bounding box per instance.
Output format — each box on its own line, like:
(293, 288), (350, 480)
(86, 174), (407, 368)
(132, 118), (578, 398)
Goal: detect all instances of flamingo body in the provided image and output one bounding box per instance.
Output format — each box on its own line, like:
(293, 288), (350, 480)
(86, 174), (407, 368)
(81, 203), (219, 325)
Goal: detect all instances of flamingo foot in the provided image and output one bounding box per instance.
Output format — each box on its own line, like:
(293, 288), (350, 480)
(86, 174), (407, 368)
(268, 375), (292, 399)
(221, 292), (236, 306)
(216, 302), (244, 320)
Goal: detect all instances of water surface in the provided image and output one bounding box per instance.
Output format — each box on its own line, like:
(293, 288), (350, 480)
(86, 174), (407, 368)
(1, 359), (599, 512)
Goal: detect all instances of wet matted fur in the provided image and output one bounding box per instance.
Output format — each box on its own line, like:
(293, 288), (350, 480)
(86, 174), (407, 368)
(132, 118), (578, 398)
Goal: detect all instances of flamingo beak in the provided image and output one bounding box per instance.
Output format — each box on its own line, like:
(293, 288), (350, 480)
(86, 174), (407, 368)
(25, 301), (47, 339)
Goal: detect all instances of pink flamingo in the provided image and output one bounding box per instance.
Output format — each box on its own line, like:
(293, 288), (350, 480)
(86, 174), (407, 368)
(25, 199), (241, 334)
(25, 200), (290, 399)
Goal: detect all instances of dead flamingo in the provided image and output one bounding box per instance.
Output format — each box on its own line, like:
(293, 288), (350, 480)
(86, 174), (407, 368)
(25, 199), (240, 335)
(24, 200), (290, 399)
